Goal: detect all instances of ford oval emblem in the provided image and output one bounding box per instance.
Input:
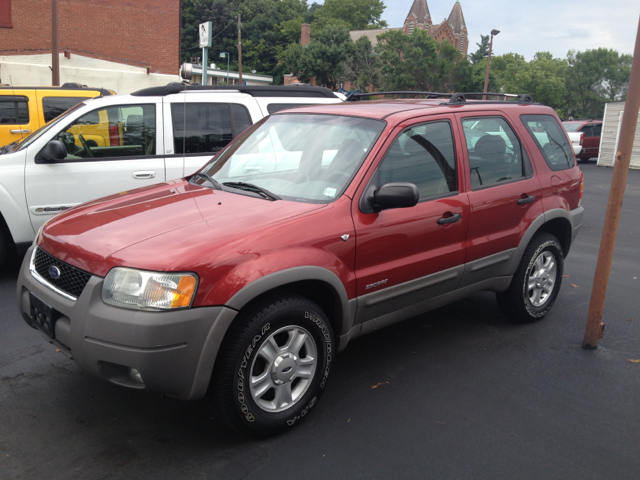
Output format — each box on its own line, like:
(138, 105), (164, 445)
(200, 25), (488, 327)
(48, 266), (61, 280)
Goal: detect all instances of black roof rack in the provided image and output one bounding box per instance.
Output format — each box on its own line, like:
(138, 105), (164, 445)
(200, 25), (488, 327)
(0, 84), (113, 95)
(346, 91), (535, 104)
(131, 82), (337, 99)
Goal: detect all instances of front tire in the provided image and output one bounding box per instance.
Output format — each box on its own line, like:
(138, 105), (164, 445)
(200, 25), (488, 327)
(497, 233), (564, 323)
(212, 295), (334, 436)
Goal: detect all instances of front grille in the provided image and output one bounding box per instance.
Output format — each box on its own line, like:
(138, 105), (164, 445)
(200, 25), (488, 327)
(33, 248), (92, 299)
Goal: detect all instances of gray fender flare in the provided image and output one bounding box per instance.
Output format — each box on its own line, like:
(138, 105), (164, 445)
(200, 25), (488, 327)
(226, 266), (353, 336)
(505, 208), (574, 275)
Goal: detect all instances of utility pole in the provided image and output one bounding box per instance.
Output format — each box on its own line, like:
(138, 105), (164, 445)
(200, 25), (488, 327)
(52, 0), (60, 86)
(583, 15), (640, 349)
(238, 14), (243, 84)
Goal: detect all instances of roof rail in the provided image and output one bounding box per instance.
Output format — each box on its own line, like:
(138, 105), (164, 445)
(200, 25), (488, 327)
(345, 91), (535, 104)
(447, 92), (534, 104)
(346, 91), (453, 102)
(131, 82), (338, 99)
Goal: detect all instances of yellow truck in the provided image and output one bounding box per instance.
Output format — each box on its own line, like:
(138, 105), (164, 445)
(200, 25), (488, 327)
(0, 83), (115, 147)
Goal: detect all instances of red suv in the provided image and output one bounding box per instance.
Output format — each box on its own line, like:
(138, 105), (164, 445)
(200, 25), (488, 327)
(563, 119), (603, 162)
(17, 92), (584, 436)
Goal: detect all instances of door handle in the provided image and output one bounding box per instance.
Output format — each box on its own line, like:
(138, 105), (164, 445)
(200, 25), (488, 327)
(437, 213), (461, 225)
(517, 195), (536, 205)
(11, 129), (31, 134)
(132, 171), (156, 180)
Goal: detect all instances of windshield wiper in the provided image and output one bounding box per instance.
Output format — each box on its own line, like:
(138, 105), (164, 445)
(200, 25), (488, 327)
(222, 182), (281, 201)
(191, 172), (222, 190)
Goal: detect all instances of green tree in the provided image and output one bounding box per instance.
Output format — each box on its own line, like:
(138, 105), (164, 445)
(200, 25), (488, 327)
(468, 35), (490, 64)
(375, 29), (468, 92)
(280, 23), (355, 89)
(340, 36), (381, 92)
(313, 0), (387, 31)
(181, 0), (315, 83)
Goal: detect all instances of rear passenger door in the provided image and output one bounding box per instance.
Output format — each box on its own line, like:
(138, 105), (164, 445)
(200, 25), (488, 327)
(353, 116), (469, 325)
(455, 113), (543, 286)
(163, 93), (260, 179)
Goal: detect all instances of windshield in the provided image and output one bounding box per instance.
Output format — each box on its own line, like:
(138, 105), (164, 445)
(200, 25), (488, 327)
(562, 123), (581, 132)
(199, 114), (385, 203)
(15, 102), (86, 152)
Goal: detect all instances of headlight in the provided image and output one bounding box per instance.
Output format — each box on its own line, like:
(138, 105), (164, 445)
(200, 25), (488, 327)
(102, 267), (198, 311)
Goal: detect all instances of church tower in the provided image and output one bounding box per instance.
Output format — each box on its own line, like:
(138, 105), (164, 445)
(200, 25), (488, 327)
(403, 0), (432, 35)
(447, 1), (469, 56)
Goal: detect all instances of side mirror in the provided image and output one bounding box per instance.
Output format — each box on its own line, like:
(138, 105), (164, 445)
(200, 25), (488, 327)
(361, 182), (419, 213)
(38, 140), (68, 162)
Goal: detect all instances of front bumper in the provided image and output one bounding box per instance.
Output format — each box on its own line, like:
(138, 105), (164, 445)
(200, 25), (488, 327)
(16, 245), (237, 400)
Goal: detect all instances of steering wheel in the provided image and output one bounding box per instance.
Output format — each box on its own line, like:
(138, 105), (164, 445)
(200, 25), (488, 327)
(326, 170), (351, 184)
(78, 134), (94, 158)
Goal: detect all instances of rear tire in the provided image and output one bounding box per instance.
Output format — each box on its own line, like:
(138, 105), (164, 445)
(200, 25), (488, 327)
(497, 233), (564, 323)
(212, 295), (334, 436)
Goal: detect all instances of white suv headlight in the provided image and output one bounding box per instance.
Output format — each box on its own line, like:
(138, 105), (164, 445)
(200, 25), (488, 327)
(102, 267), (198, 311)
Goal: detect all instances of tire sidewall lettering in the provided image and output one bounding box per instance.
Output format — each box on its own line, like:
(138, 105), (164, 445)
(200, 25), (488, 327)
(232, 305), (333, 431)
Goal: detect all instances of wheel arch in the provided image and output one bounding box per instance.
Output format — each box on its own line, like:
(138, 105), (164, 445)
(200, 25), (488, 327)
(508, 209), (574, 275)
(225, 266), (353, 346)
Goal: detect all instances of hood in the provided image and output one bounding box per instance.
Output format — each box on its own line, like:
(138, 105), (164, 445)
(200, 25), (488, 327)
(39, 180), (325, 276)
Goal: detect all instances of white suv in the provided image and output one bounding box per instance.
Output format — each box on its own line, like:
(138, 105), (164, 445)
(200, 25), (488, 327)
(0, 84), (343, 266)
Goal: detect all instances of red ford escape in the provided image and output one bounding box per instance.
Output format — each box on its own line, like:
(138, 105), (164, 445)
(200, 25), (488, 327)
(17, 91), (584, 436)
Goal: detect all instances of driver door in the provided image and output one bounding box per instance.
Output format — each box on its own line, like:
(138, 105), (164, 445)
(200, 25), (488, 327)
(24, 101), (165, 233)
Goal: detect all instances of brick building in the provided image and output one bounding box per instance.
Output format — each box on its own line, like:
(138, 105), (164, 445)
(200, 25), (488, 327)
(0, 0), (180, 74)
(0, 0), (180, 93)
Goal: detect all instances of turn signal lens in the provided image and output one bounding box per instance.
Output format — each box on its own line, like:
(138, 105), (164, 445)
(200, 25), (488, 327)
(579, 171), (584, 200)
(102, 268), (198, 311)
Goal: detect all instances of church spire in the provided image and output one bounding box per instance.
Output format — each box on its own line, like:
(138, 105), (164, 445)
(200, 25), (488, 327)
(405, 0), (431, 25)
(447, 1), (466, 34)
(404, 0), (432, 31)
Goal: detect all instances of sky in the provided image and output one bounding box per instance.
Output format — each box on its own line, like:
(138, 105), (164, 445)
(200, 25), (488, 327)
(368, 0), (639, 60)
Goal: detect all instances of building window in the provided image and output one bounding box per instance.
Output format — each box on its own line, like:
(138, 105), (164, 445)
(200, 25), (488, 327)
(408, 20), (415, 34)
(460, 34), (465, 52)
(0, 0), (12, 28)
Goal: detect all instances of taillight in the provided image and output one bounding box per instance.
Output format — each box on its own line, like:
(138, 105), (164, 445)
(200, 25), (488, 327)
(579, 171), (584, 200)
(108, 124), (119, 146)
(580, 132), (584, 145)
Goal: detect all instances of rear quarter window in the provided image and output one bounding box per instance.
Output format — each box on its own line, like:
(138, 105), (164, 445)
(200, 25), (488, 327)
(521, 114), (574, 171)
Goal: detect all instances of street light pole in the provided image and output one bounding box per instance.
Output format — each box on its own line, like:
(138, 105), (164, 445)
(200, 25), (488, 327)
(482, 29), (500, 100)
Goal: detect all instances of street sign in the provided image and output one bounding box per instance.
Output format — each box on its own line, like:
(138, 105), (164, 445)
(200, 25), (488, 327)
(199, 21), (212, 48)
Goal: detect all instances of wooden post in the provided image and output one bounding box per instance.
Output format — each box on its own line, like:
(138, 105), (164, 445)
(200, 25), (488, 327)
(583, 15), (640, 349)
(52, 0), (60, 86)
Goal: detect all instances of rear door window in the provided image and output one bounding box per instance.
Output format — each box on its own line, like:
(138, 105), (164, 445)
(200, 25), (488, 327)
(42, 97), (90, 122)
(521, 114), (574, 171)
(171, 103), (252, 155)
(593, 123), (602, 136)
(462, 116), (530, 189)
(0, 96), (29, 124)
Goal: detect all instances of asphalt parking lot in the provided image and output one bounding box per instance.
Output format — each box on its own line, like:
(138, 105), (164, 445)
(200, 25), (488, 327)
(1, 161), (639, 480)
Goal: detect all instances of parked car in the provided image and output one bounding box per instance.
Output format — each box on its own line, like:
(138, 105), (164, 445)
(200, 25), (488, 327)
(563, 119), (602, 161)
(0, 83), (115, 147)
(0, 83), (343, 267)
(17, 92), (584, 436)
